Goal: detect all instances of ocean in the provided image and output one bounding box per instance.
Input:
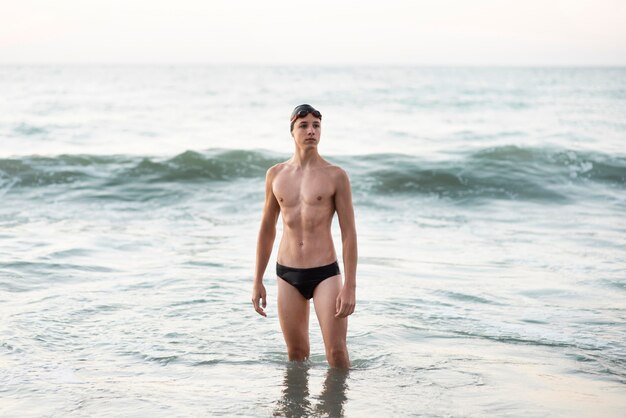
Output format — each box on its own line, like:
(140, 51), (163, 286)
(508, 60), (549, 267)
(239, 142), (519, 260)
(1, 65), (625, 417)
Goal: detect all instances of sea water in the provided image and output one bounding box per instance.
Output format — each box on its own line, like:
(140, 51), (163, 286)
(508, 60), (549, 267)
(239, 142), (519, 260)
(0, 66), (625, 417)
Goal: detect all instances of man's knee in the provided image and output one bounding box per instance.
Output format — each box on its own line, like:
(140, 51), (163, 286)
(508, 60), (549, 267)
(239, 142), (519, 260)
(287, 345), (310, 361)
(327, 345), (349, 368)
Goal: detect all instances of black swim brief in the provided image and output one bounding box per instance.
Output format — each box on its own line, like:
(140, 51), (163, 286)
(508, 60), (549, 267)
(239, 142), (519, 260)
(276, 261), (341, 300)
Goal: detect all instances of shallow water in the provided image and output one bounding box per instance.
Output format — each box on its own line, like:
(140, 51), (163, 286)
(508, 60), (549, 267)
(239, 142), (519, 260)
(1, 65), (625, 417)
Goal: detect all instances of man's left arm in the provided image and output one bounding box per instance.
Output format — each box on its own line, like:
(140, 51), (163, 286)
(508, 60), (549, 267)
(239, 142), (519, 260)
(334, 168), (357, 318)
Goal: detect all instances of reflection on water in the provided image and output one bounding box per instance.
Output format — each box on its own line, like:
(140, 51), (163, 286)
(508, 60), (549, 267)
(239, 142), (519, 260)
(274, 363), (312, 417)
(274, 363), (349, 418)
(315, 368), (349, 417)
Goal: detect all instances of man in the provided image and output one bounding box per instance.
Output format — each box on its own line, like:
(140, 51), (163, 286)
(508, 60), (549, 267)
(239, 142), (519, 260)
(251, 104), (357, 369)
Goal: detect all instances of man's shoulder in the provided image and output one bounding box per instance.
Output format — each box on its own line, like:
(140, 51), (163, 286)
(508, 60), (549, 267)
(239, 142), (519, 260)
(323, 163), (349, 180)
(266, 161), (289, 177)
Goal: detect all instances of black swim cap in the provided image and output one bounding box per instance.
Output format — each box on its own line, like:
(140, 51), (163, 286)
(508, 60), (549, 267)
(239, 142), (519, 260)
(290, 104), (322, 132)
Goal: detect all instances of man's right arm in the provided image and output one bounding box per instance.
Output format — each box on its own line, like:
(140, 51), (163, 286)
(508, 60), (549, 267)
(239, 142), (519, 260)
(252, 165), (280, 317)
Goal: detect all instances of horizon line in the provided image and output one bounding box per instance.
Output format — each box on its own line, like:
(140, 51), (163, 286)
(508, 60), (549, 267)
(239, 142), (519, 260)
(1, 62), (626, 68)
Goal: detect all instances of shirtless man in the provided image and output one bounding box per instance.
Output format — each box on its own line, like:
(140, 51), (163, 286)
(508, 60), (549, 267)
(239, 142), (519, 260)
(251, 104), (357, 369)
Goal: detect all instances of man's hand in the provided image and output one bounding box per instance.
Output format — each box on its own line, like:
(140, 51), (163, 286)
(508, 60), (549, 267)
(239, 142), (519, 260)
(335, 285), (355, 318)
(251, 282), (267, 317)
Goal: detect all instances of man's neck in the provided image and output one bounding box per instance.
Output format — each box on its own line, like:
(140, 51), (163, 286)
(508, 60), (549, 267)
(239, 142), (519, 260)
(291, 147), (321, 168)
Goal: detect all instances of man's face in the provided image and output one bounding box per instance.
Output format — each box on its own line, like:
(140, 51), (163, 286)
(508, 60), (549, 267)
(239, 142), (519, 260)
(291, 113), (321, 147)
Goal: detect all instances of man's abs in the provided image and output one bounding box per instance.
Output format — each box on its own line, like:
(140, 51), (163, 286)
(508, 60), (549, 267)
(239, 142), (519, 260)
(277, 227), (337, 268)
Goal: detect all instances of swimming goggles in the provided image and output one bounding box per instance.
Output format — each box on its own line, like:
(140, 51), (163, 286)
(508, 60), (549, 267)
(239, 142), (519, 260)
(290, 105), (322, 122)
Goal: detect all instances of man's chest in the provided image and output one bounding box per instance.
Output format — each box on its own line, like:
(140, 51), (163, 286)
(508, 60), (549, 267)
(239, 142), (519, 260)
(272, 172), (335, 208)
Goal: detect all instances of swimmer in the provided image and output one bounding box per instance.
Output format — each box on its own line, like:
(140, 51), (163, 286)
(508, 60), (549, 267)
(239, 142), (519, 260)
(251, 104), (358, 369)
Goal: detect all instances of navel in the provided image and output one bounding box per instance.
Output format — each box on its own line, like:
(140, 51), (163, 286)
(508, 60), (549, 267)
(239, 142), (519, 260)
(299, 241), (304, 247)
(317, 196), (322, 200)
(279, 197), (284, 202)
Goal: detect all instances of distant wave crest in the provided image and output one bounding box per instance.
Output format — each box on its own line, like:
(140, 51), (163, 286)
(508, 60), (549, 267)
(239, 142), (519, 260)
(349, 145), (626, 201)
(1, 146), (624, 202)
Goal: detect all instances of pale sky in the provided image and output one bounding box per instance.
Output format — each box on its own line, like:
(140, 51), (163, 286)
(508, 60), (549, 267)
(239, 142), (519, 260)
(1, 0), (625, 65)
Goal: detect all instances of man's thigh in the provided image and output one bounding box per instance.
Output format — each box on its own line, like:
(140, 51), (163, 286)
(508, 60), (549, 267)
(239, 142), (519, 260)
(277, 277), (310, 347)
(312, 275), (348, 347)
